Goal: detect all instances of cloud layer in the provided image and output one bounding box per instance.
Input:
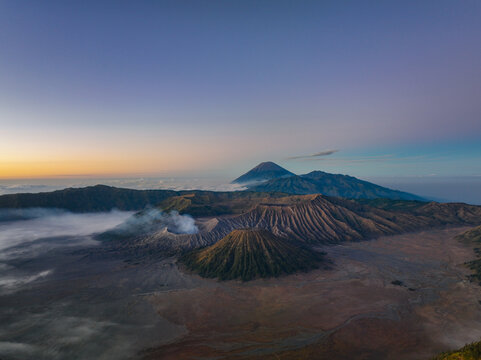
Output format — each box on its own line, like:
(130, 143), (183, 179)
(0, 210), (133, 254)
(0, 209), (133, 294)
(0, 178), (246, 196)
(0, 209), (187, 360)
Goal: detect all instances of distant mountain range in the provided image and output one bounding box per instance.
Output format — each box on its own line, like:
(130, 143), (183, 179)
(0, 170), (422, 214)
(232, 161), (294, 184)
(235, 162), (424, 200)
(0, 162), (427, 213)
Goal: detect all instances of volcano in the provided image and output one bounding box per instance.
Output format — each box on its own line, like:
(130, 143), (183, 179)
(232, 161), (294, 184)
(180, 229), (323, 281)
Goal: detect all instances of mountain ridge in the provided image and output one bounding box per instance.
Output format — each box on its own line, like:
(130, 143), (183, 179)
(246, 167), (424, 200)
(0, 185), (288, 213)
(104, 194), (481, 260)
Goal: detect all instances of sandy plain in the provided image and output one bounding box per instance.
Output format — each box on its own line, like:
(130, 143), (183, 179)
(1, 226), (480, 360)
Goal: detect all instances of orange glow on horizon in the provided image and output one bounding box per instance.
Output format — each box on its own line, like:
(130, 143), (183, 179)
(0, 160), (168, 179)
(0, 122), (266, 179)
(0, 150), (236, 179)
(0, 150), (211, 179)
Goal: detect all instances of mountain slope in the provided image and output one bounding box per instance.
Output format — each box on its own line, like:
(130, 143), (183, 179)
(0, 185), (178, 212)
(232, 161), (294, 184)
(456, 225), (481, 284)
(248, 170), (423, 200)
(105, 194), (481, 260)
(430, 340), (481, 360)
(157, 191), (287, 216)
(180, 229), (323, 280)
(456, 224), (481, 244)
(215, 195), (431, 244)
(0, 185), (288, 213)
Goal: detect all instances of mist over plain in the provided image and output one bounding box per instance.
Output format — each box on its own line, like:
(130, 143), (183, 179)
(0, 209), (133, 293)
(0, 207), (197, 359)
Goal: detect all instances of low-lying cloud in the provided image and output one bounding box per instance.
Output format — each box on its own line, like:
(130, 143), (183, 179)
(0, 208), (68, 222)
(0, 209), (133, 254)
(0, 306), (177, 360)
(0, 269), (53, 294)
(0, 177), (247, 196)
(0, 311), (119, 359)
(0, 209), (133, 293)
(0, 208), (192, 359)
(0, 207), (198, 293)
(0, 341), (38, 357)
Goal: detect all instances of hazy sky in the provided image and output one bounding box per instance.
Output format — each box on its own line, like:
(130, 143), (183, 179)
(1, 0), (480, 178)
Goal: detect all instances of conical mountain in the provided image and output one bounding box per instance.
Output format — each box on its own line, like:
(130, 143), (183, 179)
(180, 229), (323, 281)
(232, 162), (294, 184)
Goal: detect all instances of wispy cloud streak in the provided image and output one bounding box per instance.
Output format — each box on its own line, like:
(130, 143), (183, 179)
(286, 149), (339, 160)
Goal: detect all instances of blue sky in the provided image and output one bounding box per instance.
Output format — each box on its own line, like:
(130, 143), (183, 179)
(0, 0), (480, 179)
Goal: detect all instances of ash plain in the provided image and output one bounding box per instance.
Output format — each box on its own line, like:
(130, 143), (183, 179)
(0, 211), (480, 360)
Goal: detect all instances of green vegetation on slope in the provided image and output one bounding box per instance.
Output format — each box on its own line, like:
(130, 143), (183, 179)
(456, 225), (481, 284)
(248, 170), (424, 200)
(430, 341), (481, 360)
(457, 225), (481, 245)
(180, 229), (324, 281)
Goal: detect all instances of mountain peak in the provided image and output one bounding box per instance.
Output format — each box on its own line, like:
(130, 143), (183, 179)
(180, 228), (323, 281)
(251, 161), (286, 171)
(232, 162), (294, 184)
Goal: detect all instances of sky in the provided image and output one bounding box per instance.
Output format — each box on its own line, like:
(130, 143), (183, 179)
(1, 0), (481, 180)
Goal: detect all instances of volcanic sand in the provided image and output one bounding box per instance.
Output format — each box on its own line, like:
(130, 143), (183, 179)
(143, 227), (481, 360)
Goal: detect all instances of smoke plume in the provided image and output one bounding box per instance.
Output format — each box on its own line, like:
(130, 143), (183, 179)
(113, 208), (198, 235)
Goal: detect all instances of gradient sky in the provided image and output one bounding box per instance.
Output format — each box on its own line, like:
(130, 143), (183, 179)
(1, 0), (481, 179)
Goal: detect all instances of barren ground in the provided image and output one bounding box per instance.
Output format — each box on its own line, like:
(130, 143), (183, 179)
(144, 227), (481, 360)
(1, 227), (480, 360)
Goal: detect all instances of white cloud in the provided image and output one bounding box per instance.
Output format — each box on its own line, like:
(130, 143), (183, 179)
(0, 341), (38, 356)
(0, 177), (247, 196)
(0, 210), (133, 254)
(0, 270), (53, 294)
(0, 210), (133, 295)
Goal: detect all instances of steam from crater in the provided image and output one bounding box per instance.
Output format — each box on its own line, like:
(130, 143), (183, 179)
(114, 208), (198, 235)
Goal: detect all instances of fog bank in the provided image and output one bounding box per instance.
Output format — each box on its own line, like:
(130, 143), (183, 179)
(0, 209), (132, 294)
